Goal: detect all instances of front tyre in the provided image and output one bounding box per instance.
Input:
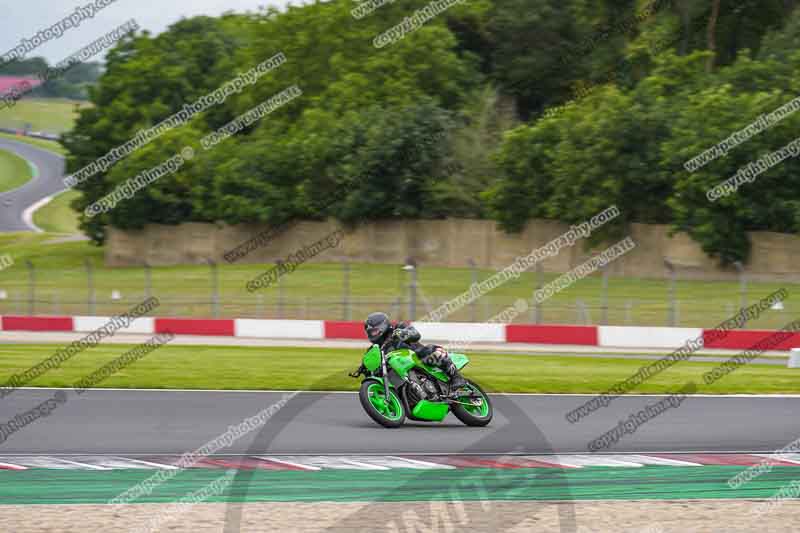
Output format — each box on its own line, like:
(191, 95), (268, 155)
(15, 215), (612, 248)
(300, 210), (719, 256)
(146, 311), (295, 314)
(451, 380), (493, 427)
(359, 379), (406, 428)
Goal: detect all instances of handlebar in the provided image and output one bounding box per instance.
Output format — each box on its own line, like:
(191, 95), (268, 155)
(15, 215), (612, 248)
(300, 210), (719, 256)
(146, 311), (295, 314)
(349, 364), (366, 378)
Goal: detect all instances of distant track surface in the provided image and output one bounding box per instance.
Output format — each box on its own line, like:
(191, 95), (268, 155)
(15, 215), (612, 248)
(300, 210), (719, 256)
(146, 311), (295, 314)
(0, 389), (797, 455)
(0, 137), (65, 232)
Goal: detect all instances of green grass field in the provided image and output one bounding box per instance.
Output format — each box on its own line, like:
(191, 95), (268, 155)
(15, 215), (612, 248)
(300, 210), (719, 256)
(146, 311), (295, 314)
(0, 148), (33, 193)
(0, 98), (89, 134)
(32, 190), (81, 234)
(0, 131), (67, 155)
(1, 344), (796, 394)
(0, 231), (795, 327)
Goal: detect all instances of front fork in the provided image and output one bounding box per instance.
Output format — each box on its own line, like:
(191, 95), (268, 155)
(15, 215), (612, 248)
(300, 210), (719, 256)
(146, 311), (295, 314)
(380, 352), (391, 403)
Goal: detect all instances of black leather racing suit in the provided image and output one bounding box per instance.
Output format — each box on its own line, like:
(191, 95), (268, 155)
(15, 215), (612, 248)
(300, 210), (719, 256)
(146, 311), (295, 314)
(380, 321), (465, 386)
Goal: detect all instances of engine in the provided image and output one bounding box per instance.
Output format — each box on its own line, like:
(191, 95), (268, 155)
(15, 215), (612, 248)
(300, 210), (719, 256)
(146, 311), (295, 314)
(408, 369), (440, 401)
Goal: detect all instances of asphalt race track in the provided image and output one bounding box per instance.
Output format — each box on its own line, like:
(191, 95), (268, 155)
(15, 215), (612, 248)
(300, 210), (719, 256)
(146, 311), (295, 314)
(0, 137), (65, 232)
(0, 389), (796, 455)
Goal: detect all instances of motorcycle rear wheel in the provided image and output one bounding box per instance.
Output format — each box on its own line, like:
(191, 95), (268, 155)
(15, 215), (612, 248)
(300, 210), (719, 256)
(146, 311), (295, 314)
(451, 380), (493, 427)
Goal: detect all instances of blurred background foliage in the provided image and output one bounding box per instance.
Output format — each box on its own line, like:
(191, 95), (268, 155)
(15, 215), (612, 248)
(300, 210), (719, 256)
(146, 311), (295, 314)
(56, 0), (800, 265)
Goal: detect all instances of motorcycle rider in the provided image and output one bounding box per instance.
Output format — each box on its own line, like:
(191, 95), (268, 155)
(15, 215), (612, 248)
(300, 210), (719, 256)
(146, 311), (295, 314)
(363, 312), (467, 389)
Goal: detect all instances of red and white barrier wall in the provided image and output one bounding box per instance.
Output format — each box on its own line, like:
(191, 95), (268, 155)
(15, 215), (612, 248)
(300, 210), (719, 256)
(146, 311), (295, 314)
(2, 316), (800, 351)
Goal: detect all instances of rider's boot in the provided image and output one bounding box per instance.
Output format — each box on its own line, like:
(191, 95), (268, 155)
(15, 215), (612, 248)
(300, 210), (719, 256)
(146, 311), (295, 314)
(444, 360), (467, 390)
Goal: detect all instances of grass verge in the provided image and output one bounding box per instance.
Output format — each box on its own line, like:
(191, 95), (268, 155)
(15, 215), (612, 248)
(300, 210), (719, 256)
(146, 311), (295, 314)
(0, 98), (88, 134)
(32, 190), (81, 234)
(1, 344), (797, 394)
(0, 149), (33, 193)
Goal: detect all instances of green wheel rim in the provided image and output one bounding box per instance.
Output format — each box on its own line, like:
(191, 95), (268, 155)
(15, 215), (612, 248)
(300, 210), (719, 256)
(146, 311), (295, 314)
(367, 383), (403, 420)
(459, 384), (490, 417)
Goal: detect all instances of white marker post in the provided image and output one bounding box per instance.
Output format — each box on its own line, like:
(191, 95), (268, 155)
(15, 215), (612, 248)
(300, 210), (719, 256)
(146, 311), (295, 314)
(788, 348), (800, 368)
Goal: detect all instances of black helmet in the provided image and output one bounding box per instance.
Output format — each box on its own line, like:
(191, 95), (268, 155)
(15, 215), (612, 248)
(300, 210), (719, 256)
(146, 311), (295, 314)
(364, 312), (391, 344)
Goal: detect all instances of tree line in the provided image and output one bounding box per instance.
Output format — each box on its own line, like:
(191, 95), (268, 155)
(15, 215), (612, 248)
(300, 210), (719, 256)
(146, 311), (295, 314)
(61, 1), (800, 264)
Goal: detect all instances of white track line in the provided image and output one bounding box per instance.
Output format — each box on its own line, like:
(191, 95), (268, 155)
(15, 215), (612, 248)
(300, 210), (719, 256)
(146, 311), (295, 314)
(2, 457), (106, 469)
(536, 455), (645, 468)
(269, 456), (390, 471)
(754, 453), (800, 465)
(73, 456), (180, 470)
(17, 155), (53, 233)
(1, 454), (799, 471)
(256, 456), (320, 471)
(385, 456), (457, 469)
(0, 451), (793, 457)
(523, 456), (583, 468)
(21, 193), (57, 233)
(602, 454), (703, 467)
(56, 458), (110, 470)
(118, 457), (180, 470)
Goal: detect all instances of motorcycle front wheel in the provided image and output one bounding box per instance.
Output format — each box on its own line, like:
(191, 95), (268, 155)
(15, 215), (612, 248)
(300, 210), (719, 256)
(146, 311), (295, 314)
(359, 379), (406, 428)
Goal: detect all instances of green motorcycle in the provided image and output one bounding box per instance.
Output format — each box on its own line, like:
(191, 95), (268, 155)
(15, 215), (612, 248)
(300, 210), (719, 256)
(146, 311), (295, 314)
(349, 344), (493, 428)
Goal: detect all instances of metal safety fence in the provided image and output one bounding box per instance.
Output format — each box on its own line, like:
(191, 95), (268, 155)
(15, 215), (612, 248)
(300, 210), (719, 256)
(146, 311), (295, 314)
(0, 259), (794, 329)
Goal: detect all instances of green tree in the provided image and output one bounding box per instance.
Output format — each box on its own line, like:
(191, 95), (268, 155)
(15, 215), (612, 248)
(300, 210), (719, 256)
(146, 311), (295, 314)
(65, 2), (482, 243)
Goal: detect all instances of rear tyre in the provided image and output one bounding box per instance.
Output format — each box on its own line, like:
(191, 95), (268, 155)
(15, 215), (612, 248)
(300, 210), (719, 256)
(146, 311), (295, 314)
(451, 380), (493, 427)
(359, 379), (406, 428)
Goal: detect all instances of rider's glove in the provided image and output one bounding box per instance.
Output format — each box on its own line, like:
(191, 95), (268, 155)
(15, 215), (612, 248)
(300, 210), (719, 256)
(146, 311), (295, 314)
(429, 346), (449, 365)
(393, 328), (411, 342)
(348, 364), (367, 378)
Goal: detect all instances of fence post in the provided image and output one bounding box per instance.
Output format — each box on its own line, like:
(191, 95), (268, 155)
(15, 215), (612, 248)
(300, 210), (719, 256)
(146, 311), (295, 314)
(256, 293), (264, 318)
(391, 297), (401, 320)
(576, 299), (590, 325)
(529, 293), (536, 323)
(85, 258), (96, 316)
(207, 259), (220, 319)
(734, 261), (747, 328)
(342, 262), (351, 321)
(534, 263), (543, 324)
(468, 259), (478, 322)
(664, 258), (676, 327)
(277, 262), (285, 319)
(25, 260), (35, 316)
(403, 260), (417, 321)
(144, 262), (152, 299)
(601, 264), (609, 325)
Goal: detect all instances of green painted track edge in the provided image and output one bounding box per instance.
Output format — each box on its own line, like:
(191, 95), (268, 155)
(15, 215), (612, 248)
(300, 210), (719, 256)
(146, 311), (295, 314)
(1, 466), (799, 505)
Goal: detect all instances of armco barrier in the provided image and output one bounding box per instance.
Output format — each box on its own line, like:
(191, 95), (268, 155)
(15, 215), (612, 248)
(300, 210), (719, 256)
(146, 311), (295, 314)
(599, 326), (702, 349)
(703, 329), (800, 351)
(413, 322), (505, 344)
(154, 318), (235, 336)
(74, 316), (155, 334)
(236, 319), (323, 339)
(323, 321), (508, 343)
(324, 321), (364, 339)
(1, 316), (73, 331)
(1, 316), (799, 351)
(507, 324), (598, 345)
